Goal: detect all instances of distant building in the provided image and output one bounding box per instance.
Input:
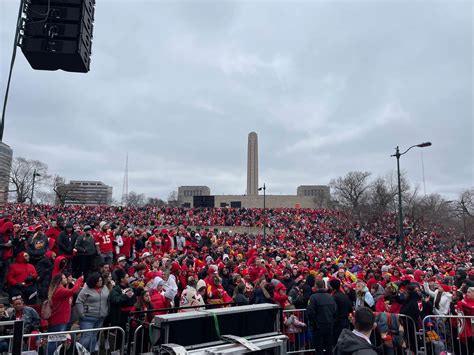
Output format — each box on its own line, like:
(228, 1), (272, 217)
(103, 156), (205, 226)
(0, 142), (13, 204)
(176, 132), (331, 209)
(57, 180), (113, 205)
(297, 185), (331, 206)
(178, 186), (210, 207)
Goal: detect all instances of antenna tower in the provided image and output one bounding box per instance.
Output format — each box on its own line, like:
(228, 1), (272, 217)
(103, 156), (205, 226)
(121, 153), (129, 206)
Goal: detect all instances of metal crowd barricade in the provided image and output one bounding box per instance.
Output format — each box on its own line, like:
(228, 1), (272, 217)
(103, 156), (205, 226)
(282, 308), (314, 354)
(0, 325), (125, 355)
(371, 313), (420, 355)
(422, 314), (474, 355)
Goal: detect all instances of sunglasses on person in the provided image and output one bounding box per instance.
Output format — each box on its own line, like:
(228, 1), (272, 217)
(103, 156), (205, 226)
(11, 295), (22, 301)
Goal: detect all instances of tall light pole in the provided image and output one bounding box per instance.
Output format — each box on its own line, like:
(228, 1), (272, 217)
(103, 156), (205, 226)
(391, 142), (431, 262)
(30, 169), (41, 205)
(258, 183), (266, 239)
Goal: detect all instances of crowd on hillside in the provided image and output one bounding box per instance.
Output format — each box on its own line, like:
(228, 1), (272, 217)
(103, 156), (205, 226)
(0, 203), (472, 354)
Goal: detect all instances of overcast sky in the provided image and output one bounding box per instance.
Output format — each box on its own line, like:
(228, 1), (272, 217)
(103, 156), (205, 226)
(1, 0), (472, 201)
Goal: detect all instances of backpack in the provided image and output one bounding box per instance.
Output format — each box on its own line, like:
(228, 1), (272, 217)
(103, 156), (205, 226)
(41, 299), (52, 319)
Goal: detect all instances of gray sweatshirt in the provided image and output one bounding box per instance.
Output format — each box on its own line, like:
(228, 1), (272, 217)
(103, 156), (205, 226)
(75, 285), (110, 319)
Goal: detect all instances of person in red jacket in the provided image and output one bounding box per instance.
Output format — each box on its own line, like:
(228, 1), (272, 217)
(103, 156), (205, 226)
(274, 282), (290, 309)
(120, 229), (134, 261)
(457, 287), (474, 354)
(46, 273), (84, 354)
(6, 252), (38, 304)
(149, 277), (167, 315)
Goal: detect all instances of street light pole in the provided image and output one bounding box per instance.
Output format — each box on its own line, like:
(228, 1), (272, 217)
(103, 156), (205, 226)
(259, 183), (266, 240)
(30, 169), (40, 205)
(391, 142), (432, 262)
(394, 147), (404, 260)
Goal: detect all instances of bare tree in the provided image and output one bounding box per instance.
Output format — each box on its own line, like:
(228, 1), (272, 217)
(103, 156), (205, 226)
(330, 171), (371, 215)
(167, 190), (179, 207)
(52, 175), (74, 206)
(9, 157), (50, 203)
(369, 171), (410, 215)
(127, 191), (146, 207)
(146, 197), (166, 207)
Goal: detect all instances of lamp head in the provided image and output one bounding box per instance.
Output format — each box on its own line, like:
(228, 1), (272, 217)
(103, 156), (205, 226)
(417, 142), (432, 148)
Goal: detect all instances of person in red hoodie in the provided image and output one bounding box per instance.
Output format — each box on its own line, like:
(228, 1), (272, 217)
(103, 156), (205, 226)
(6, 252), (38, 304)
(273, 282), (290, 309)
(46, 273), (84, 354)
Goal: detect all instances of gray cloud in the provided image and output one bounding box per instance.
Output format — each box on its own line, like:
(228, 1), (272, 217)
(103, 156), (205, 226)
(1, 0), (472, 201)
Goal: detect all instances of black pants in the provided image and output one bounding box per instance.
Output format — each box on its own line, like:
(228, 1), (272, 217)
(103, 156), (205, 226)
(313, 325), (334, 355)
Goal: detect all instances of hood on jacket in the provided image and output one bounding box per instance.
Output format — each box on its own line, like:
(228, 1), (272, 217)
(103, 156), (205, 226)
(52, 255), (67, 276)
(414, 269), (425, 283)
(335, 329), (377, 354)
(275, 282), (286, 293)
(15, 251), (28, 263)
(196, 279), (207, 291)
(0, 221), (14, 235)
(152, 276), (165, 289)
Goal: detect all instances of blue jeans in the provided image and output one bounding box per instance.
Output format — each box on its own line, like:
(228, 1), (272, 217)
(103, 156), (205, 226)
(79, 316), (104, 352)
(47, 324), (67, 355)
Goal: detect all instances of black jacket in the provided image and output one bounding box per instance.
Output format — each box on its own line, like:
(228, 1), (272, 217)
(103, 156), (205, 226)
(306, 289), (337, 328)
(334, 329), (378, 355)
(74, 233), (97, 256)
(57, 231), (78, 256)
(333, 290), (353, 321)
(35, 255), (53, 300)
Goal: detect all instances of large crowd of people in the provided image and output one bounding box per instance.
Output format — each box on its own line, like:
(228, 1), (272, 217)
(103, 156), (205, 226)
(0, 203), (472, 354)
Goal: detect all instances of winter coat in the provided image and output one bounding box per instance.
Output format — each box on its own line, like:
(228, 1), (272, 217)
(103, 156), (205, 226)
(6, 306), (40, 333)
(0, 221), (14, 261)
(233, 293), (249, 306)
(423, 282), (452, 315)
(74, 233), (97, 256)
(35, 252), (54, 300)
(6, 252), (38, 287)
(306, 289), (338, 328)
(49, 278), (84, 326)
(75, 285), (110, 319)
(179, 285), (205, 311)
(456, 297), (474, 341)
(334, 329), (378, 355)
(332, 290), (353, 322)
(27, 233), (49, 258)
(57, 230), (78, 256)
(149, 288), (168, 314)
(109, 284), (136, 327)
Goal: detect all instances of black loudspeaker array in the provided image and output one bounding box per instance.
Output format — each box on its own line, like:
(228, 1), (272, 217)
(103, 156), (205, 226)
(21, 0), (95, 72)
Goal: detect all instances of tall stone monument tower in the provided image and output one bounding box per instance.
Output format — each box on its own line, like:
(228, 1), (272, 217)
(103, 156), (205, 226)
(247, 132), (258, 195)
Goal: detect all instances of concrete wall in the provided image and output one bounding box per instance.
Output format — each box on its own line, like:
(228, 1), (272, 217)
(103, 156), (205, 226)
(179, 194), (328, 208)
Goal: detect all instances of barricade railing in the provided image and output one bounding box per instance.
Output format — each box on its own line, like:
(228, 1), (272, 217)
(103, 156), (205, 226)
(372, 313), (420, 355)
(422, 314), (474, 355)
(0, 325), (125, 355)
(282, 308), (314, 354)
